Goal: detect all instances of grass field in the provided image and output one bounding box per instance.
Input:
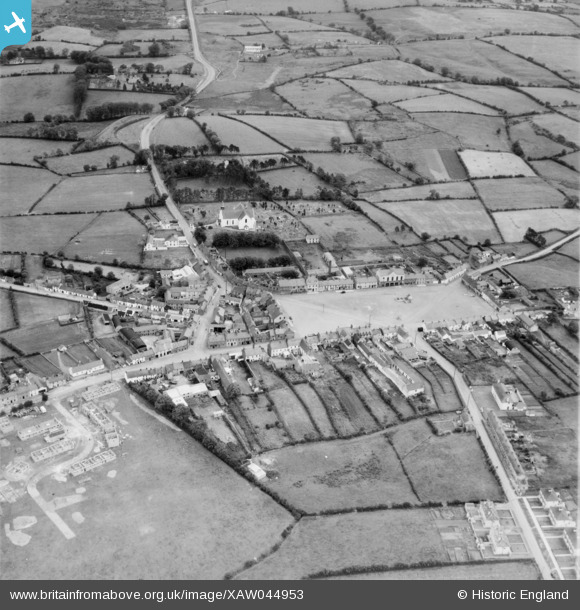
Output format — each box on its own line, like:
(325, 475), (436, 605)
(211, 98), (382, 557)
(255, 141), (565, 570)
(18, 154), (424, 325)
(389, 419), (503, 503)
(460, 150), (535, 179)
(261, 167), (328, 197)
(292, 383), (336, 438)
(0, 214), (98, 254)
(488, 36), (580, 84)
(237, 509), (451, 579)
(347, 201), (421, 246)
(262, 434), (417, 513)
(199, 116), (286, 154)
(14, 292), (82, 326)
(237, 116), (353, 151)
(382, 199), (500, 243)
(0, 138), (77, 166)
(37, 25), (104, 45)
(114, 118), (151, 148)
(395, 93), (499, 116)
(492, 208), (579, 242)
(268, 387), (319, 442)
(0, 289), (16, 332)
(276, 78), (374, 120)
(506, 254), (579, 290)
(364, 182), (476, 203)
(342, 82), (443, 105)
(44, 146), (135, 175)
(0, 74), (75, 122)
(530, 160), (579, 199)
(2, 319), (91, 354)
(0, 388), (294, 579)
(194, 89), (294, 115)
(107, 28), (191, 42)
(198, 14), (269, 35)
(0, 165), (60, 216)
(198, 0), (343, 13)
(64, 211), (147, 265)
(152, 118), (209, 147)
(556, 237), (579, 261)
(401, 40), (567, 87)
(531, 113), (580, 148)
(327, 59), (451, 84)
(413, 113), (510, 151)
(301, 213), (392, 250)
(519, 87), (580, 108)
(474, 177), (568, 211)
(34, 173), (155, 213)
(545, 395), (579, 433)
(19, 354), (63, 378)
(561, 151), (580, 173)
(509, 120), (573, 160)
(84, 90), (174, 116)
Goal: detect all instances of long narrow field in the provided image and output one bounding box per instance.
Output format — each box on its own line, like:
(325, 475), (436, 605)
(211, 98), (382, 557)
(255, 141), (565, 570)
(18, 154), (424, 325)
(44, 146), (136, 175)
(237, 394), (287, 450)
(417, 363), (462, 413)
(291, 383), (336, 438)
(0, 289), (16, 332)
(332, 379), (378, 434)
(268, 387), (320, 442)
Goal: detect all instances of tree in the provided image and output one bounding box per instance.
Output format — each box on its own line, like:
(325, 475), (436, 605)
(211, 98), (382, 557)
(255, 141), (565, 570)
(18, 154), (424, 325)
(194, 226), (207, 244)
(94, 266), (103, 277)
(53, 63), (60, 74)
(420, 232), (431, 241)
(330, 136), (341, 152)
(106, 271), (117, 280)
(23, 112), (35, 123)
(148, 42), (161, 57)
(109, 154), (119, 169)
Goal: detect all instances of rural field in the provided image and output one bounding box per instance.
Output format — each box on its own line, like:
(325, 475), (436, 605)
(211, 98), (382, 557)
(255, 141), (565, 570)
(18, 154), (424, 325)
(301, 213), (393, 250)
(2, 319), (91, 354)
(198, 116), (286, 154)
(13, 292), (82, 326)
(0, 289), (16, 332)
(493, 208), (579, 242)
(474, 177), (568, 211)
(507, 254), (579, 290)
(530, 160), (579, 198)
(0, 138), (77, 166)
(44, 145), (135, 175)
(364, 182), (476, 203)
(152, 118), (209, 147)
(394, 93), (499, 116)
(0, 165), (61, 215)
(459, 150), (535, 179)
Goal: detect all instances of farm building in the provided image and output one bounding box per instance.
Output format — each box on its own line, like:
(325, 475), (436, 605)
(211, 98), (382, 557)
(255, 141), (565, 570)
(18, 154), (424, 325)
(118, 327), (148, 352)
(244, 44), (264, 54)
(144, 233), (188, 251)
(106, 277), (134, 296)
(218, 205), (256, 230)
(305, 234), (320, 244)
(164, 383), (209, 406)
(491, 383), (526, 412)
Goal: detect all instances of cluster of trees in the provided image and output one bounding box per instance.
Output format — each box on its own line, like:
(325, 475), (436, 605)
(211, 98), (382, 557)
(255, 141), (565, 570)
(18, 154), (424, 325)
(229, 255), (292, 273)
(85, 101), (155, 121)
(70, 51), (113, 74)
(43, 256), (117, 296)
(72, 65), (90, 117)
(26, 120), (78, 140)
(212, 231), (280, 249)
(524, 227), (546, 248)
(354, 9), (395, 43)
(198, 121), (224, 153)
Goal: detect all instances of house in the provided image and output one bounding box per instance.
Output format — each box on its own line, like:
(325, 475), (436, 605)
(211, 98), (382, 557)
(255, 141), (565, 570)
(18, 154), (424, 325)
(67, 359), (105, 379)
(267, 303), (285, 324)
(211, 356), (238, 394)
(106, 277), (134, 296)
(517, 312), (538, 332)
(278, 277), (306, 294)
(539, 488), (562, 509)
(504, 339), (520, 355)
(268, 339), (289, 358)
(354, 275), (377, 289)
(305, 234), (320, 244)
(323, 251), (338, 272)
(489, 523), (511, 556)
(165, 383), (209, 406)
(243, 44), (264, 54)
(441, 263), (468, 284)
(375, 268), (405, 286)
(247, 461), (267, 480)
(124, 368), (162, 383)
(301, 334), (321, 352)
(491, 383), (526, 411)
(218, 205), (256, 230)
(549, 507), (576, 528)
(243, 347), (266, 361)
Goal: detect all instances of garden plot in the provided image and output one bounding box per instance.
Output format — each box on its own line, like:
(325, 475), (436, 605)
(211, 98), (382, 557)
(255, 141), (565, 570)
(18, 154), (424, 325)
(14, 293), (82, 326)
(3, 320), (91, 354)
(261, 167), (328, 197)
(268, 387), (319, 442)
(236, 115), (353, 152)
(152, 118), (209, 147)
(0, 290), (15, 332)
(19, 354), (62, 378)
(0, 165), (60, 216)
(488, 36), (580, 84)
(531, 113), (580, 148)
(419, 364), (462, 413)
(67, 343), (99, 364)
(342, 81), (443, 105)
(262, 435), (417, 513)
(37, 25), (104, 45)
(292, 383), (336, 438)
(519, 87), (580, 108)
(394, 93), (500, 116)
(64, 211), (147, 265)
(301, 213), (391, 250)
(44, 145), (135, 175)
(364, 182), (476, 203)
(546, 395), (579, 432)
(237, 394), (286, 450)
(276, 79), (374, 120)
(507, 254), (579, 290)
(198, 116), (285, 154)
(303, 153), (406, 191)
(401, 40), (567, 87)
(312, 382), (356, 437)
(34, 173), (155, 213)
(0, 138), (77, 166)
(0, 214), (96, 254)
(430, 83), (544, 115)
(414, 113), (510, 152)
(326, 59), (452, 84)
(492, 209), (579, 243)
(0, 74), (75, 122)
(389, 419), (503, 503)
(384, 199), (500, 244)
(366, 7), (577, 41)
(508, 120), (573, 159)
(530, 160), (579, 199)
(333, 379), (378, 433)
(238, 509), (451, 580)
(459, 150), (535, 179)
(474, 177), (567, 211)
(354, 202), (422, 246)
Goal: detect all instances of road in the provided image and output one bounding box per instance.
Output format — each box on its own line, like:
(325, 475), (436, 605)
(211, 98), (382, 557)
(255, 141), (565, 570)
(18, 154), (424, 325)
(414, 333), (555, 580)
(470, 228), (580, 278)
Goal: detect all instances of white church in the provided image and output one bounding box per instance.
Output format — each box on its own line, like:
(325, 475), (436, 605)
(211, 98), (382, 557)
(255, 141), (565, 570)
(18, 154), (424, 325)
(218, 205), (257, 231)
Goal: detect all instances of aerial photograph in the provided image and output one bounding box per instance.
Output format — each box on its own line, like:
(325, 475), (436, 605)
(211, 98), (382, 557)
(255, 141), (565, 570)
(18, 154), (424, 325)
(0, 0), (578, 583)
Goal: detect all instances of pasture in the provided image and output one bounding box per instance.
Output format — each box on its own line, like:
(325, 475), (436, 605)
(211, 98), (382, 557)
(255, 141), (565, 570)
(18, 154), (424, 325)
(84, 90), (174, 116)
(301, 213), (392, 250)
(382, 199), (501, 243)
(194, 89), (294, 114)
(44, 145), (135, 175)
(199, 116), (285, 154)
(276, 79), (374, 120)
(0, 138), (77, 166)
(556, 237), (579, 261)
(0, 74), (75, 122)
(531, 113), (580, 148)
(152, 118), (209, 147)
(519, 87), (580, 108)
(493, 208), (579, 242)
(488, 36), (580, 84)
(286, 30), (371, 47)
(0, 214), (97, 254)
(354, 201), (422, 246)
(413, 113), (510, 151)
(238, 509), (451, 579)
(37, 25), (104, 46)
(394, 93), (499, 116)
(530, 160), (579, 198)
(33, 173), (155, 213)
(64, 211), (147, 265)
(459, 150), (535, 178)
(107, 29), (191, 42)
(561, 152), (580, 173)
(507, 254), (579, 290)
(401, 40), (567, 86)
(198, 0), (343, 13)
(389, 419), (503, 503)
(14, 292), (82, 326)
(363, 182), (476, 203)
(263, 434), (417, 513)
(342, 81), (443, 105)
(261, 167), (328, 196)
(474, 177), (567, 211)
(115, 118), (151, 148)
(198, 14), (268, 35)
(2, 319), (91, 354)
(327, 59), (451, 84)
(0, 165), (60, 215)
(237, 115), (353, 151)
(509, 120), (573, 159)
(304, 153), (406, 191)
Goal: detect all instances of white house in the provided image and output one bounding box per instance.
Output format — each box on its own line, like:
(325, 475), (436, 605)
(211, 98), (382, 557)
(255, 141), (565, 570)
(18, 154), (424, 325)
(375, 268), (405, 286)
(218, 205), (256, 231)
(67, 360), (105, 379)
(491, 383), (526, 411)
